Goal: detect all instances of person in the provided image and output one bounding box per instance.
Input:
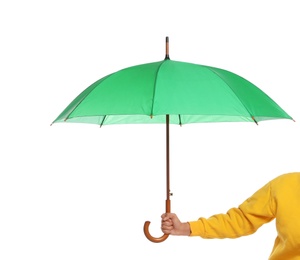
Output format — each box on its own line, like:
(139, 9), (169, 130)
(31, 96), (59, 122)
(161, 172), (300, 260)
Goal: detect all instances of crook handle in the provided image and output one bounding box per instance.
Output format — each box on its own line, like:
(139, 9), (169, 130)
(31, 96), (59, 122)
(143, 199), (171, 243)
(143, 221), (169, 243)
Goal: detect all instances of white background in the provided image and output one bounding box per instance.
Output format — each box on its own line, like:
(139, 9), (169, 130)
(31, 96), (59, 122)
(1, 1), (300, 259)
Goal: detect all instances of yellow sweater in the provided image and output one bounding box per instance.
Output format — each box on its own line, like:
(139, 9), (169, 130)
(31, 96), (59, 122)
(189, 172), (300, 260)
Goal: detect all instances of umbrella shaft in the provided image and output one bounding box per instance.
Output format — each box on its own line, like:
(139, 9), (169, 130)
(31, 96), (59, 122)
(166, 115), (170, 202)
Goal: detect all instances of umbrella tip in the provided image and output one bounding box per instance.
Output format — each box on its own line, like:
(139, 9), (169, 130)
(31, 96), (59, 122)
(165, 36), (170, 60)
(252, 116), (259, 125)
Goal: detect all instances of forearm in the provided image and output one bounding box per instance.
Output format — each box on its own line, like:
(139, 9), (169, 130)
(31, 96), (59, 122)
(189, 183), (275, 239)
(189, 207), (260, 238)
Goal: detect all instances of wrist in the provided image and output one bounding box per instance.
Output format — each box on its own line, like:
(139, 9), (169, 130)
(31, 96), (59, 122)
(181, 222), (191, 236)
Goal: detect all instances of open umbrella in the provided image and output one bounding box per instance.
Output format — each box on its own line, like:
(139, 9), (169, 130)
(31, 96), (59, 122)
(52, 37), (293, 243)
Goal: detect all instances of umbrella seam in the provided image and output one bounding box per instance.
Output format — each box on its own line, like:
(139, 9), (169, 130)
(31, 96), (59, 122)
(63, 74), (113, 122)
(205, 66), (257, 123)
(150, 60), (166, 117)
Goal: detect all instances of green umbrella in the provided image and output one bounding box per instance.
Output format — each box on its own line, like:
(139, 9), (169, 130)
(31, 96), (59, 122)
(52, 37), (293, 243)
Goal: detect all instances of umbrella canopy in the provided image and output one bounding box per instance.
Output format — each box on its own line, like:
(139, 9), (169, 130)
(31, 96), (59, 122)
(53, 59), (292, 126)
(52, 37), (293, 243)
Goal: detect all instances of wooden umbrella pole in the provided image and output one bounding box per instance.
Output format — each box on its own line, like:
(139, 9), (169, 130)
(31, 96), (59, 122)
(166, 114), (171, 212)
(143, 39), (171, 243)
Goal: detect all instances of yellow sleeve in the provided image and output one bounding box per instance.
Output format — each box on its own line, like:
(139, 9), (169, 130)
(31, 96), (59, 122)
(189, 182), (276, 238)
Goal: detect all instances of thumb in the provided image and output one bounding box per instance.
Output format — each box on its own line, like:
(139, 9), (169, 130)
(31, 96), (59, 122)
(162, 213), (176, 221)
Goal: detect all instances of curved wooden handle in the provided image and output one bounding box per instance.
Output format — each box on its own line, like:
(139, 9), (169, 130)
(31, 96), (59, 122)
(143, 221), (169, 243)
(143, 199), (171, 243)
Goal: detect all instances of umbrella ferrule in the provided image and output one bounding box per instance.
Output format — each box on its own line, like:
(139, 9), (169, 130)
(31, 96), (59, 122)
(165, 36), (170, 60)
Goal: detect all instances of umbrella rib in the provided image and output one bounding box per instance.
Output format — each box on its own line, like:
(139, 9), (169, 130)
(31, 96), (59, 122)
(206, 67), (258, 124)
(100, 115), (107, 127)
(178, 114), (182, 126)
(150, 60), (166, 118)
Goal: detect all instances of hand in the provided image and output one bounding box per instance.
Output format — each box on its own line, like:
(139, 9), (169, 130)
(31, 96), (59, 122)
(161, 213), (191, 236)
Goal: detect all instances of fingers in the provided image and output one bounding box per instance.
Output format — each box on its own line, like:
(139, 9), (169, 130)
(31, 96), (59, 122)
(161, 219), (173, 234)
(161, 213), (176, 234)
